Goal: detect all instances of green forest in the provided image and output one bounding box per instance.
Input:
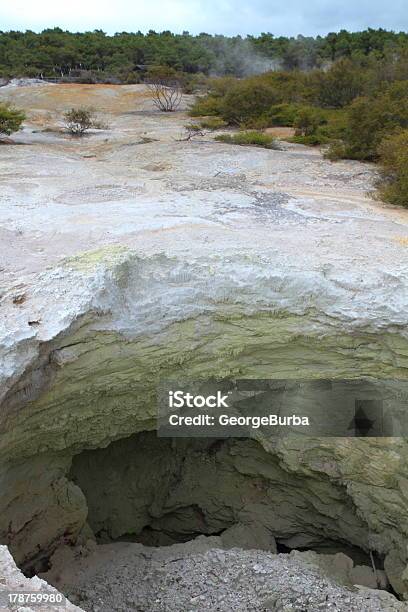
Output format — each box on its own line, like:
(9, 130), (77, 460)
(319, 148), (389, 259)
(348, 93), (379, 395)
(0, 27), (407, 79)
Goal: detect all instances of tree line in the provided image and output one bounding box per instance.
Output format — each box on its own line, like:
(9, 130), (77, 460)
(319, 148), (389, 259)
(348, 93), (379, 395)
(0, 27), (407, 81)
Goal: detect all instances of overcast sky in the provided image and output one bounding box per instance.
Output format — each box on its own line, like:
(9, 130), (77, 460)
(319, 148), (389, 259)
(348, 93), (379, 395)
(1, 0), (407, 37)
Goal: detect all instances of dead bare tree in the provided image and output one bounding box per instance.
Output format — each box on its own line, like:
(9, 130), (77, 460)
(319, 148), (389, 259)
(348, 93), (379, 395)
(147, 77), (183, 112)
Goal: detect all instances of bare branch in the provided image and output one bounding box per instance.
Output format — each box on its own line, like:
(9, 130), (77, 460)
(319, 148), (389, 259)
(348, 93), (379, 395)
(147, 78), (183, 112)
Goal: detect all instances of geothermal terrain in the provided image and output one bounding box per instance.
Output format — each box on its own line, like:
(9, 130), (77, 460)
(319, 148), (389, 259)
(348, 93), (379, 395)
(1, 82), (408, 611)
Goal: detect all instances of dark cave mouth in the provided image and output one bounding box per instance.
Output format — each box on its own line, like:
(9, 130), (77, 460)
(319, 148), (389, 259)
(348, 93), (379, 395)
(68, 431), (382, 570)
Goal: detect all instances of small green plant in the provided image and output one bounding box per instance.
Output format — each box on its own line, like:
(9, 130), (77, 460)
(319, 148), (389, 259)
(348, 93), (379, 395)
(198, 117), (228, 130)
(215, 130), (278, 149)
(0, 103), (25, 138)
(63, 107), (95, 135)
(323, 140), (348, 160)
(376, 130), (408, 208)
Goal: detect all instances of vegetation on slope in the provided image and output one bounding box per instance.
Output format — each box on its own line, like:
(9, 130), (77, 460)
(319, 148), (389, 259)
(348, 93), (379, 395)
(189, 48), (408, 207)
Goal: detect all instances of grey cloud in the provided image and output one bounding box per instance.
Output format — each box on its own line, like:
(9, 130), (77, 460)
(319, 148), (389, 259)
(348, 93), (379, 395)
(0, 0), (407, 35)
(185, 0), (408, 36)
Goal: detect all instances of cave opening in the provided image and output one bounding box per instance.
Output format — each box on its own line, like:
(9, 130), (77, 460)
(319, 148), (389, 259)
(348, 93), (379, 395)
(68, 431), (381, 569)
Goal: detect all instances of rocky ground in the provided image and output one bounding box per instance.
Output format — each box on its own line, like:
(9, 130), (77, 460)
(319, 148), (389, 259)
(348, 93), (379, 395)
(42, 538), (407, 612)
(1, 81), (407, 288)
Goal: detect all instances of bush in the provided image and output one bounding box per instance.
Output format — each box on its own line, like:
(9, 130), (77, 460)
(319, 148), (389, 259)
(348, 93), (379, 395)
(189, 77), (238, 117)
(289, 133), (329, 146)
(189, 95), (223, 116)
(268, 103), (303, 126)
(376, 130), (408, 207)
(317, 109), (348, 141)
(293, 106), (327, 137)
(198, 117), (228, 130)
(147, 77), (183, 112)
(339, 81), (408, 160)
(63, 107), (95, 135)
(323, 140), (348, 160)
(215, 130), (278, 149)
(276, 106), (330, 145)
(308, 59), (365, 108)
(181, 72), (208, 94)
(239, 114), (272, 130)
(219, 79), (278, 125)
(0, 103), (25, 137)
(188, 62), (408, 160)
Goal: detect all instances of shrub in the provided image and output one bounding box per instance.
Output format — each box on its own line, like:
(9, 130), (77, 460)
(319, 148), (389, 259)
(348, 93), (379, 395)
(308, 59), (365, 108)
(189, 77), (238, 117)
(277, 106), (329, 145)
(181, 72), (208, 94)
(289, 133), (329, 146)
(239, 114), (272, 130)
(215, 130), (278, 149)
(219, 79), (278, 125)
(147, 77), (183, 112)
(294, 107), (327, 137)
(323, 140), (348, 160)
(376, 130), (408, 207)
(198, 117), (227, 130)
(189, 73), (307, 127)
(0, 103), (25, 138)
(189, 95), (223, 116)
(63, 107), (95, 135)
(340, 81), (408, 160)
(317, 109), (348, 141)
(268, 103), (303, 126)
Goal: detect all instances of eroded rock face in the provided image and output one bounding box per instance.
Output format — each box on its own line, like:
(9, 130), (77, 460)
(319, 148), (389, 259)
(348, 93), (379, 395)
(1, 84), (408, 598)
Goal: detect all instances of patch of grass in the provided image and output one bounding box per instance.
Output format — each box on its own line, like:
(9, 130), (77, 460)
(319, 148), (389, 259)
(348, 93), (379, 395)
(214, 130), (279, 149)
(198, 116), (228, 130)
